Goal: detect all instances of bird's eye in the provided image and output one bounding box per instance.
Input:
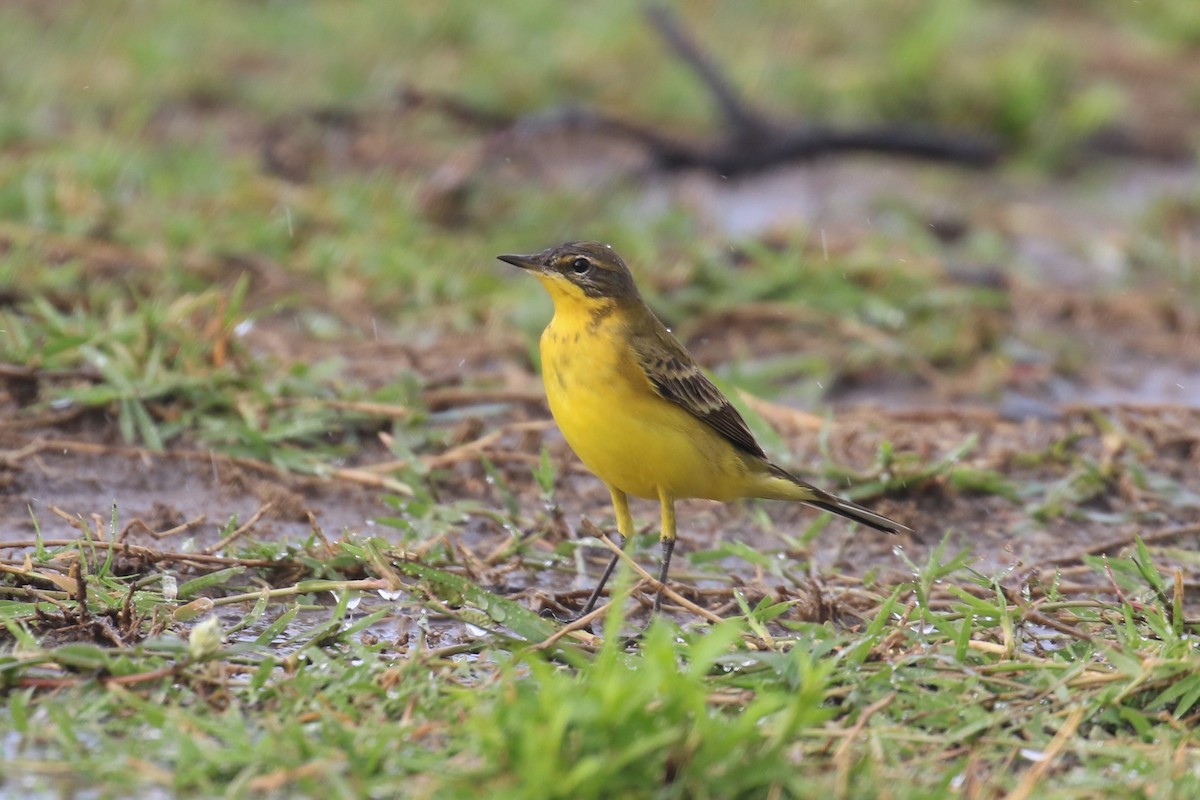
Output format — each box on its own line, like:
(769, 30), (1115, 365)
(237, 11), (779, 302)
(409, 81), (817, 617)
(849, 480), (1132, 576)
(570, 257), (591, 274)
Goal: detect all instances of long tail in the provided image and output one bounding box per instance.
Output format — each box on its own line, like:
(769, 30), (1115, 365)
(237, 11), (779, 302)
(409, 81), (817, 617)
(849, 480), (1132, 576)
(757, 464), (911, 535)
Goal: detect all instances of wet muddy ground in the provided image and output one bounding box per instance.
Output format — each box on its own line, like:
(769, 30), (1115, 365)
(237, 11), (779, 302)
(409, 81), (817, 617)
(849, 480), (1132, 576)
(4, 105), (1200, 622)
(5, 174), (1200, 618)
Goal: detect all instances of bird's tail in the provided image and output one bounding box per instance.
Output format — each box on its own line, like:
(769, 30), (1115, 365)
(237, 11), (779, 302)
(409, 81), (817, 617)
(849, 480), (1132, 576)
(756, 464), (910, 535)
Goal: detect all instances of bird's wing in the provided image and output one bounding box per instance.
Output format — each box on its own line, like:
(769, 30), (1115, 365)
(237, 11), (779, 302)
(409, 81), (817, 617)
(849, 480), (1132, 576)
(630, 324), (766, 459)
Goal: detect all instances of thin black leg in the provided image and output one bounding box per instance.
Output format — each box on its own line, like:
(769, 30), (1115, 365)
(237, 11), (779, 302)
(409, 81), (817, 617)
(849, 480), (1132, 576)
(652, 538), (676, 613)
(573, 534), (625, 619)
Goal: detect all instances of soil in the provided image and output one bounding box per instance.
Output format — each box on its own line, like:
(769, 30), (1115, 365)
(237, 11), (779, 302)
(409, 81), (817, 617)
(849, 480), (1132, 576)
(5, 282), (1200, 621)
(3, 96), (1200, 623)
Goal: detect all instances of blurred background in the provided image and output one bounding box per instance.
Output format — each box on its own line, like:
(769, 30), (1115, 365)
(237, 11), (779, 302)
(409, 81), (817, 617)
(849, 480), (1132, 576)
(1, 0), (1198, 544)
(2, 0), (1197, 418)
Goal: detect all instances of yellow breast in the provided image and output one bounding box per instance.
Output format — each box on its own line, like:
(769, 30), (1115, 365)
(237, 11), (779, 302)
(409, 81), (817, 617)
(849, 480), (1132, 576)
(539, 299), (751, 501)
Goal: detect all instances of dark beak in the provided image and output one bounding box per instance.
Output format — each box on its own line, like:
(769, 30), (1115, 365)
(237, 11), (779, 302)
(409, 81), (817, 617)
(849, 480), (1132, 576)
(497, 253), (543, 272)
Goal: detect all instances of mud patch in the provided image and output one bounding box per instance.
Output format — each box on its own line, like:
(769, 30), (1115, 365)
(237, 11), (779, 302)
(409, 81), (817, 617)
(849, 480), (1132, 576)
(1, 429), (392, 549)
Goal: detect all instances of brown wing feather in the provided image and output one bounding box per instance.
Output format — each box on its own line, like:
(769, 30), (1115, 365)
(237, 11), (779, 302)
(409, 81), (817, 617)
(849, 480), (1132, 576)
(630, 323), (766, 459)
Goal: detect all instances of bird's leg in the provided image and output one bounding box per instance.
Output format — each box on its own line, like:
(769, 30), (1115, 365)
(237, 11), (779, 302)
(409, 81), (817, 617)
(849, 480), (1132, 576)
(653, 491), (677, 613)
(570, 486), (634, 620)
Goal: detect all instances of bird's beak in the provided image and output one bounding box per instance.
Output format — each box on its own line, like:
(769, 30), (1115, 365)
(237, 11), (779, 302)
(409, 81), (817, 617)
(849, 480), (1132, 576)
(497, 253), (544, 272)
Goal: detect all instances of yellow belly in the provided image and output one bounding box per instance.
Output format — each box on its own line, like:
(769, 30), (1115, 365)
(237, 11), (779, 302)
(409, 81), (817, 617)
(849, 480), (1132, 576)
(540, 314), (751, 501)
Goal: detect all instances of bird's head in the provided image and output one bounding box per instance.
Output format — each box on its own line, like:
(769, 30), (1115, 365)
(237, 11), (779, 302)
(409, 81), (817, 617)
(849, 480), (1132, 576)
(498, 241), (641, 308)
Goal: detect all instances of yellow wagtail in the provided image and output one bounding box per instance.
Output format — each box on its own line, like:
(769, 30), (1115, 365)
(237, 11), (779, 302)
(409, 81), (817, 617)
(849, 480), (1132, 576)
(499, 241), (910, 616)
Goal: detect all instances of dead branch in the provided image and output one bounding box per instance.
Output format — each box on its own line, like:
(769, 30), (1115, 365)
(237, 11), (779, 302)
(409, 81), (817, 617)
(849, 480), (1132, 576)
(638, 5), (1002, 172)
(410, 5), (1001, 178)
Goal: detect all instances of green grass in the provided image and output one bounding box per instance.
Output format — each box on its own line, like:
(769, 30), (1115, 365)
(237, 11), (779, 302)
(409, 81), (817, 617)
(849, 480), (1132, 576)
(0, 2), (1120, 143)
(4, 528), (1200, 798)
(3, 1), (1200, 798)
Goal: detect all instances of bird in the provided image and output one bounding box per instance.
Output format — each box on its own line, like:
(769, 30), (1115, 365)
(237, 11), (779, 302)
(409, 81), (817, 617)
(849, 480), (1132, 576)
(498, 241), (910, 617)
